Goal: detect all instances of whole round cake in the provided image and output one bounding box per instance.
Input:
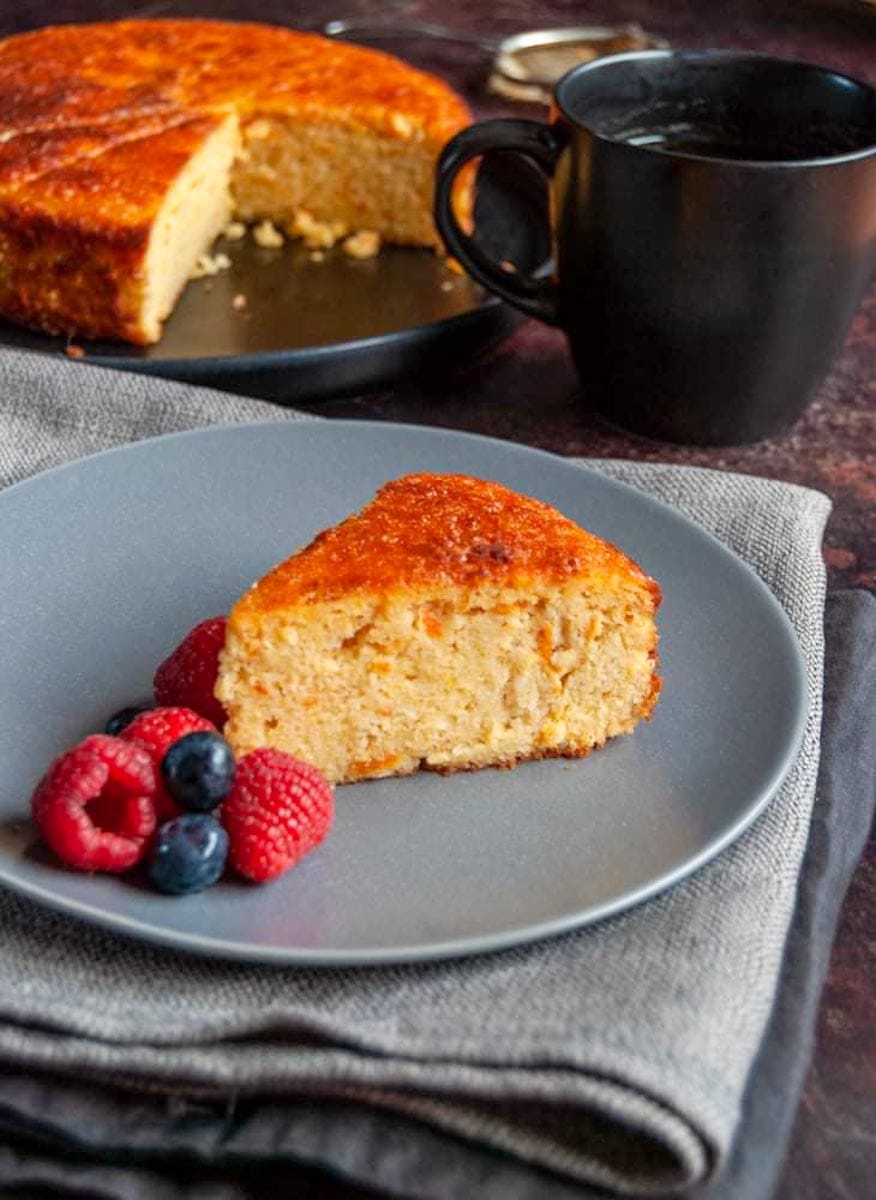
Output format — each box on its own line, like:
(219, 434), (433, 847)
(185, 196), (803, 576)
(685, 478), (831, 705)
(0, 20), (472, 344)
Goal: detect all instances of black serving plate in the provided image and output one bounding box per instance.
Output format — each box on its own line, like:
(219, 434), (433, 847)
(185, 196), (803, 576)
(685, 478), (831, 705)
(0, 158), (548, 403)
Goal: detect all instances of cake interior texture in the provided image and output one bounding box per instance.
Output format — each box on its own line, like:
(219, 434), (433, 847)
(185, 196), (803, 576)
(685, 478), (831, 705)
(217, 475), (661, 785)
(233, 116), (440, 248)
(141, 114), (240, 342)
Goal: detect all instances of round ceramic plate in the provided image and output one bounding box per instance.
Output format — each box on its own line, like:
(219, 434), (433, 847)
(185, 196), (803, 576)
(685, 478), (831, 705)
(0, 422), (807, 965)
(0, 159), (546, 403)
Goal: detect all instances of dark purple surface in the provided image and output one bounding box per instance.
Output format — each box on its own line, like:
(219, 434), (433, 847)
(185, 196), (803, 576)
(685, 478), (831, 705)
(0, 3), (872, 1198)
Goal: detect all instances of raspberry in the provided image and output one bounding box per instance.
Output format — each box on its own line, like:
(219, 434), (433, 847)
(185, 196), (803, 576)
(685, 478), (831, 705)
(222, 749), (334, 883)
(31, 734), (157, 872)
(122, 707), (216, 822)
(153, 616), (228, 727)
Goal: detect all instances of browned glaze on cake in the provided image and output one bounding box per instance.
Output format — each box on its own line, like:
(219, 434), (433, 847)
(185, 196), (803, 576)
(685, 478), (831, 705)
(0, 21), (470, 142)
(234, 474), (662, 612)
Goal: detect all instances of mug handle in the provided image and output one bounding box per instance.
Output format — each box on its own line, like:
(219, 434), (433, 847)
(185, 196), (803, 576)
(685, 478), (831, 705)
(434, 119), (563, 325)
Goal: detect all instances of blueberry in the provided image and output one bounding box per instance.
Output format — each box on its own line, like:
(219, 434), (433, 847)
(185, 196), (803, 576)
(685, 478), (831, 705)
(104, 705), (150, 736)
(150, 814), (228, 895)
(161, 731), (235, 813)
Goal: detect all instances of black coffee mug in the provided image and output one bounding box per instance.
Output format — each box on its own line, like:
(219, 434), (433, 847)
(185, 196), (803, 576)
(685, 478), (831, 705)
(435, 51), (876, 445)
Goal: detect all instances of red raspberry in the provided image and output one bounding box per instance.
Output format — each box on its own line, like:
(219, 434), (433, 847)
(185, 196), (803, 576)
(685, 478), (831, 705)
(222, 749), (334, 883)
(153, 616), (228, 727)
(31, 734), (157, 873)
(122, 707), (216, 822)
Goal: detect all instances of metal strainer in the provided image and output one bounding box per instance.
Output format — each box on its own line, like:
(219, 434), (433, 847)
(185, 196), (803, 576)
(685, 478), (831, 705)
(324, 19), (668, 102)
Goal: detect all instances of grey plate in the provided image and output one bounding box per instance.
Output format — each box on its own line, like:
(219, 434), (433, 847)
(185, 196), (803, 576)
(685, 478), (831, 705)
(0, 422), (807, 965)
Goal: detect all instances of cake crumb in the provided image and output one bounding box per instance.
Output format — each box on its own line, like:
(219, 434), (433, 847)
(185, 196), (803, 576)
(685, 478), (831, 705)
(224, 220), (246, 240)
(190, 251), (231, 278)
(253, 219), (284, 249)
(440, 280), (455, 292)
(343, 230), (381, 260)
(309, 250), (326, 263)
(64, 343), (85, 359)
(289, 209), (347, 249)
(445, 256), (464, 275)
(232, 293), (247, 310)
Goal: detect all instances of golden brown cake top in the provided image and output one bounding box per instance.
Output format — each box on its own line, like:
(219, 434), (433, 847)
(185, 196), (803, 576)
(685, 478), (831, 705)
(0, 115), (226, 239)
(0, 19), (471, 152)
(0, 110), (191, 192)
(234, 474), (660, 616)
(0, 19), (471, 256)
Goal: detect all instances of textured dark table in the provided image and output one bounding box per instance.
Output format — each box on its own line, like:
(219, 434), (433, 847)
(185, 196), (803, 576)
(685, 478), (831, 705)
(2, 2), (874, 1198)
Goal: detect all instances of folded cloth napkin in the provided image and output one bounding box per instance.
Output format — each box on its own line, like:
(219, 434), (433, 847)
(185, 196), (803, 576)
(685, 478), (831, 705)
(0, 350), (841, 1197)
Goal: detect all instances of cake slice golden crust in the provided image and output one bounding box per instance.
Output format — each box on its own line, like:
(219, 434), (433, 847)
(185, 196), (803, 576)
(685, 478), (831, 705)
(218, 475), (661, 785)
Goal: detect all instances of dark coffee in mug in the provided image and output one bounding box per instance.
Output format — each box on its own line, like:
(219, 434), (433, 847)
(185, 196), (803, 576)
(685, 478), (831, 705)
(616, 126), (867, 161)
(434, 51), (876, 445)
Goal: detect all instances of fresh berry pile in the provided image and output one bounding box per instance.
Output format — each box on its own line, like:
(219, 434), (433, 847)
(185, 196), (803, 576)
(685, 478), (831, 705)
(29, 617), (334, 894)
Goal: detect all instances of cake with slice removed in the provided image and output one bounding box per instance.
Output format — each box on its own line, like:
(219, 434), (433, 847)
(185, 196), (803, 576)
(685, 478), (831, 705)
(216, 474), (661, 784)
(0, 19), (472, 344)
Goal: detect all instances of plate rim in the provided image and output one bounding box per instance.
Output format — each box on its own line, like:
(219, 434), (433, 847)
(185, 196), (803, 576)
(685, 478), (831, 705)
(0, 290), (508, 374)
(0, 419), (809, 966)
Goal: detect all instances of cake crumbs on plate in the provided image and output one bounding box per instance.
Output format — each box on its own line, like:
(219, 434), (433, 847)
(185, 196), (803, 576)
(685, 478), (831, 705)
(232, 293), (247, 310)
(190, 251), (231, 278)
(289, 209), (347, 249)
(64, 343), (85, 359)
(440, 280), (455, 292)
(252, 219), (284, 248)
(223, 220), (247, 240)
(309, 249), (326, 263)
(343, 230), (381, 260)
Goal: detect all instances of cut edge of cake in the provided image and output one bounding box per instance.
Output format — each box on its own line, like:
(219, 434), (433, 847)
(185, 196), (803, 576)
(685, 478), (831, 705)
(232, 113), (459, 250)
(140, 111), (240, 342)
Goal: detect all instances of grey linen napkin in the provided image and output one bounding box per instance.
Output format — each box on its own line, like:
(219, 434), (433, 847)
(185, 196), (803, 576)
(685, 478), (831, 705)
(0, 351), (833, 1196)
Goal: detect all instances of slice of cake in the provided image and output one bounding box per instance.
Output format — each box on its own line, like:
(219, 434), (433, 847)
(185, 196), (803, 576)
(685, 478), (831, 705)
(217, 474), (661, 785)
